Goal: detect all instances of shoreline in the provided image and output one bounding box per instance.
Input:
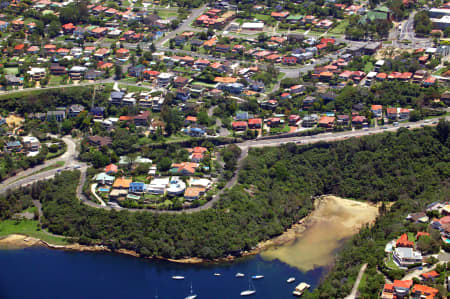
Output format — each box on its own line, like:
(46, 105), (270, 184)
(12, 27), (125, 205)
(0, 195), (378, 265)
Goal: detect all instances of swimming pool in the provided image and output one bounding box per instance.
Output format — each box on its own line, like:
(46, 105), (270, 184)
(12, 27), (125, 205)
(98, 188), (110, 192)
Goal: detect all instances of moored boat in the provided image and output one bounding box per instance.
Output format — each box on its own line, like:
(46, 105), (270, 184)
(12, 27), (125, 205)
(240, 279), (256, 296)
(287, 277), (296, 283)
(235, 273), (245, 278)
(213, 273), (221, 276)
(172, 276), (185, 280)
(251, 275), (264, 280)
(185, 283), (197, 299)
(293, 282), (310, 296)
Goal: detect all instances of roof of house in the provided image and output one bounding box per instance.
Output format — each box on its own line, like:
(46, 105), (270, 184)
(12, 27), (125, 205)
(411, 284), (438, 295)
(112, 177), (132, 188)
(396, 233), (414, 247)
(105, 163), (118, 173)
(318, 116), (335, 124)
(393, 280), (413, 289)
(248, 118), (262, 125)
(232, 121), (247, 127)
(420, 270), (439, 279)
(371, 104), (382, 110)
(184, 186), (206, 197)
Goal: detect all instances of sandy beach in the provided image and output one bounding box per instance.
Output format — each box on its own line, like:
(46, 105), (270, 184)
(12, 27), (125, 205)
(260, 195), (379, 271)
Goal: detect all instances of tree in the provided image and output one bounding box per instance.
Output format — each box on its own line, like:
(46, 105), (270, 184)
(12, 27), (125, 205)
(157, 157), (172, 172)
(114, 65), (123, 80)
(47, 20), (62, 38)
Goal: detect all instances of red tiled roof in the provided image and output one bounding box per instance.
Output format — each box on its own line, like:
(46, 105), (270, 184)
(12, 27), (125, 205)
(248, 118), (262, 125)
(393, 280), (413, 289)
(232, 121), (247, 128)
(412, 284), (438, 296)
(396, 233), (414, 248)
(371, 105), (382, 110)
(421, 270), (439, 279)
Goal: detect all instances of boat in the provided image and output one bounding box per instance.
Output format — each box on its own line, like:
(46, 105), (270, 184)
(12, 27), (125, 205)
(251, 275), (264, 280)
(185, 283), (197, 299)
(213, 273), (221, 276)
(293, 282), (310, 297)
(240, 279), (256, 296)
(287, 277), (296, 283)
(172, 276), (185, 280)
(235, 273), (245, 278)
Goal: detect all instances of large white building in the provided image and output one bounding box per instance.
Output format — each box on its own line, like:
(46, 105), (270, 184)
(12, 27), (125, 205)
(147, 177), (170, 194)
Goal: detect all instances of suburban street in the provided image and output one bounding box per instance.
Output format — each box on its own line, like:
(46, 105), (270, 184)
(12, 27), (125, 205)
(1, 115), (446, 214)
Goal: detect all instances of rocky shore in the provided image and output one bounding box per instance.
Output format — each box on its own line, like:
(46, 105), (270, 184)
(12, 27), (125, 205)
(0, 195), (379, 265)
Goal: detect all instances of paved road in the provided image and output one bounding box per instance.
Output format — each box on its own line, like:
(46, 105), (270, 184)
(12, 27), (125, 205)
(0, 136), (78, 192)
(155, 4), (208, 47)
(40, 116), (450, 213)
(345, 263), (367, 299)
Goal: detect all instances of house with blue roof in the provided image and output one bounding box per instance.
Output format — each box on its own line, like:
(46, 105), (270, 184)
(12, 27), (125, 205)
(110, 91), (125, 105)
(5, 140), (22, 152)
(184, 127), (206, 137)
(129, 182), (146, 194)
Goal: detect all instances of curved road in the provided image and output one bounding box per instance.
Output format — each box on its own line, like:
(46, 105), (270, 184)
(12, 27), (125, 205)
(3, 116), (447, 214)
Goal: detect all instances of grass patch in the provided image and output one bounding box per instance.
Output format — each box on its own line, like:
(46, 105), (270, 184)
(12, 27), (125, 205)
(329, 19), (348, 34)
(254, 13), (271, 21)
(364, 62), (374, 73)
(158, 10), (178, 19)
(0, 219), (68, 245)
(386, 252), (399, 269)
(4, 68), (19, 75)
(191, 81), (216, 88)
(408, 232), (415, 243)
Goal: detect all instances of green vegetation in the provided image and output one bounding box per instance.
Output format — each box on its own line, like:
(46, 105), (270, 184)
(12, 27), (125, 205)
(329, 19), (348, 34)
(1, 121), (449, 299)
(0, 219), (68, 245)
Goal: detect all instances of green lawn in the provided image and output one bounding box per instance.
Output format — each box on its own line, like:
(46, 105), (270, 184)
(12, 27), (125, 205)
(364, 62), (374, 73)
(4, 68), (19, 75)
(408, 232), (415, 243)
(357, 272), (367, 292)
(48, 75), (63, 86)
(329, 19), (349, 34)
(0, 219), (68, 245)
(254, 13), (271, 21)
(158, 10), (178, 19)
(386, 253), (399, 269)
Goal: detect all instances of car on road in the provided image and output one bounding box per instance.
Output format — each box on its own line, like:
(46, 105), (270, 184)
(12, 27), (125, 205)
(382, 126), (388, 129)
(73, 165), (81, 169)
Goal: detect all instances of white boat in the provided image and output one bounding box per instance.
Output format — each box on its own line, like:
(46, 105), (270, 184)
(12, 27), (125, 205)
(172, 276), (185, 280)
(213, 273), (221, 276)
(287, 277), (296, 283)
(185, 283), (197, 299)
(240, 279), (256, 296)
(235, 273), (245, 278)
(251, 275), (264, 280)
(293, 282), (310, 296)
(240, 290), (256, 296)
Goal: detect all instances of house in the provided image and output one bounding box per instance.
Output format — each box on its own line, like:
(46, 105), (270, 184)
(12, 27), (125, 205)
(95, 172), (115, 185)
(411, 284), (439, 298)
(173, 76), (189, 88)
(105, 163), (118, 174)
(147, 177), (170, 194)
(352, 115), (367, 125)
(267, 117), (281, 127)
(47, 111), (65, 122)
(50, 64), (66, 75)
(393, 247), (422, 267)
(406, 212), (429, 223)
(68, 104), (84, 118)
(396, 233), (414, 248)
(157, 72), (173, 86)
(337, 115), (350, 125)
(248, 118), (262, 129)
(371, 105), (383, 118)
(318, 116), (335, 129)
(112, 177), (132, 189)
(88, 135), (112, 147)
(302, 114), (319, 127)
(290, 85), (305, 94)
(110, 91), (125, 105)
(282, 56), (297, 65)
(289, 115), (301, 125)
(5, 75), (22, 86)
(271, 11), (290, 19)
(184, 127), (206, 137)
(184, 187), (206, 201)
(420, 270), (439, 280)
(170, 162), (199, 176)
(386, 107), (398, 120)
(116, 48), (130, 59)
(399, 108), (410, 119)
(90, 107), (105, 119)
(129, 182), (145, 194)
(381, 280), (413, 299)
(27, 67), (46, 81)
(5, 140), (22, 152)
(232, 121), (247, 131)
(215, 44), (230, 53)
(22, 136), (39, 152)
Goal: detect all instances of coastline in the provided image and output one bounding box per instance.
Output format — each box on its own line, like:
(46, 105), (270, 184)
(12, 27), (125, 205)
(0, 195), (378, 264)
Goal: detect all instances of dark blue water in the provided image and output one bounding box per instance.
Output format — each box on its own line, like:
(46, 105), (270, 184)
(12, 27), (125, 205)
(0, 247), (324, 299)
